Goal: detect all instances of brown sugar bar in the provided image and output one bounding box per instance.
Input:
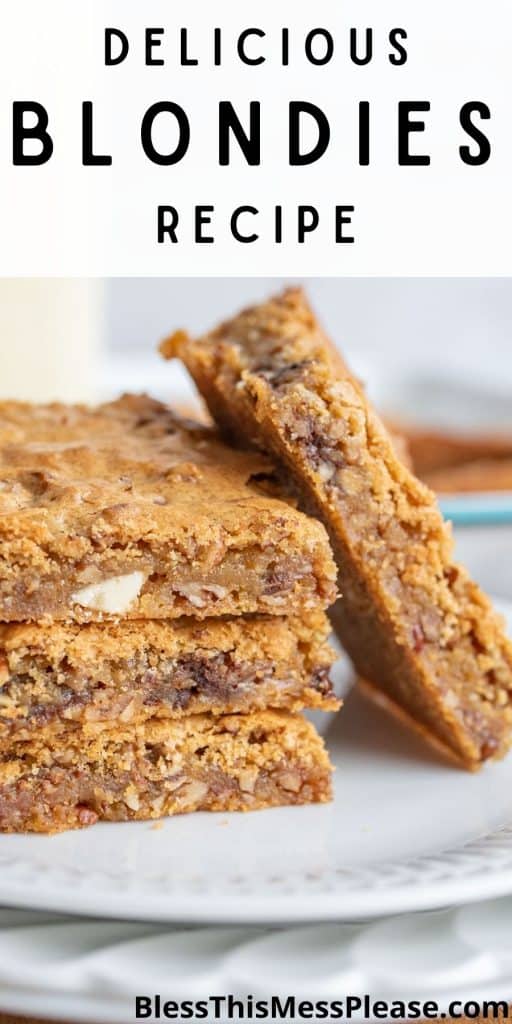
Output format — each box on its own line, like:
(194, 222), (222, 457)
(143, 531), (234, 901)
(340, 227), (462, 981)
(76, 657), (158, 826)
(393, 423), (512, 477)
(0, 611), (339, 740)
(0, 710), (333, 833)
(0, 394), (336, 623)
(163, 288), (512, 769)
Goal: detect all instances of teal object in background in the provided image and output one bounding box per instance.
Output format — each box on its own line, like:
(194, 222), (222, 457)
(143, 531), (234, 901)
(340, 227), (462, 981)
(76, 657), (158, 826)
(440, 493), (512, 526)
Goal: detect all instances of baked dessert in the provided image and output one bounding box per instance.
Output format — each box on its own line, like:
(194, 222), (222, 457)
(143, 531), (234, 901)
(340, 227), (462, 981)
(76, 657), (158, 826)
(423, 458), (512, 494)
(0, 611), (338, 739)
(163, 288), (512, 769)
(0, 394), (336, 622)
(0, 710), (332, 832)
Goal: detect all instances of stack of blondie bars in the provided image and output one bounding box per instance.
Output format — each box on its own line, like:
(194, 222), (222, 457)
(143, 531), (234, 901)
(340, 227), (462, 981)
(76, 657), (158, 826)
(0, 394), (339, 831)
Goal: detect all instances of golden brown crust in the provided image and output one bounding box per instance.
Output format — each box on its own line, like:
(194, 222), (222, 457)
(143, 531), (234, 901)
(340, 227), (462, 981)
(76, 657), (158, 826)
(0, 393), (336, 622)
(165, 288), (512, 769)
(0, 710), (333, 833)
(0, 611), (339, 737)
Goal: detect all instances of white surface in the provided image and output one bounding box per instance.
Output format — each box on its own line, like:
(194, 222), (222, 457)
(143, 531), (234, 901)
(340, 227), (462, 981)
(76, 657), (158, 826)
(0, 605), (512, 925)
(1, 901), (512, 1023)
(4, 2), (512, 276)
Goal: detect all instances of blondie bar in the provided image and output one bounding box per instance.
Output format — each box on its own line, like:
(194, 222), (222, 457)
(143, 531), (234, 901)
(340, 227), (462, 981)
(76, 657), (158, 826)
(0, 710), (333, 832)
(397, 424), (512, 477)
(0, 611), (338, 739)
(164, 288), (512, 769)
(0, 394), (336, 622)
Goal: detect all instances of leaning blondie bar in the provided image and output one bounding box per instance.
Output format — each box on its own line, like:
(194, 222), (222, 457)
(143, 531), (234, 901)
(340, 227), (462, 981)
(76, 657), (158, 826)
(163, 288), (512, 769)
(0, 710), (333, 832)
(0, 611), (338, 739)
(0, 394), (336, 622)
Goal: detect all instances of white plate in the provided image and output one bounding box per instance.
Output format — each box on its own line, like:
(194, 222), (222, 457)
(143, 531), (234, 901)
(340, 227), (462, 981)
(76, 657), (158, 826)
(1, 900), (512, 1023)
(1, 602), (512, 926)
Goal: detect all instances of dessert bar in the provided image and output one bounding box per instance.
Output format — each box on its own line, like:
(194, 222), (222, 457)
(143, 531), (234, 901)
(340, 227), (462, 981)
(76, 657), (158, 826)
(0, 611), (339, 739)
(164, 288), (512, 769)
(0, 394), (336, 623)
(0, 710), (333, 832)
(423, 459), (512, 494)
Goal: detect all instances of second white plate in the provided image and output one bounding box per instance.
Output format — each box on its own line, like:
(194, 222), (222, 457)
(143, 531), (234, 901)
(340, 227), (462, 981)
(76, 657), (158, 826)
(0, 602), (512, 925)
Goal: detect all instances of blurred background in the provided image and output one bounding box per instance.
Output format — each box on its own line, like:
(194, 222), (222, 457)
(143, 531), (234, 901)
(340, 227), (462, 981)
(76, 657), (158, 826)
(108, 278), (512, 414)
(0, 277), (511, 599)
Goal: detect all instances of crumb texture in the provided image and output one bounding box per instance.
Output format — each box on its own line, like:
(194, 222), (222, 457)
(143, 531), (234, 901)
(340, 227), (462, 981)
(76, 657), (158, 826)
(165, 288), (512, 768)
(0, 611), (339, 736)
(0, 710), (333, 833)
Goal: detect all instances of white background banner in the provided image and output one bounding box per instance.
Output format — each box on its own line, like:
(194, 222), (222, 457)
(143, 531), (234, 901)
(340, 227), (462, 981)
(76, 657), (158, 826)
(1, 0), (511, 275)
